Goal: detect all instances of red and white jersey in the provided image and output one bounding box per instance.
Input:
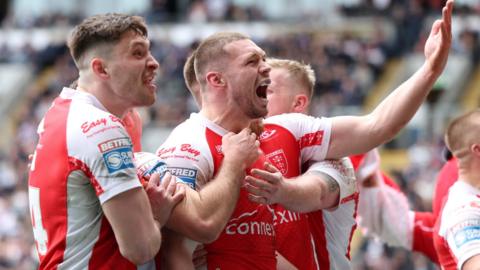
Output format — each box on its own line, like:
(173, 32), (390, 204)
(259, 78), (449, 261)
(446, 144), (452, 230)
(433, 158), (459, 219)
(306, 158), (358, 270)
(435, 180), (480, 270)
(157, 112), (332, 270)
(262, 114), (331, 270)
(28, 88), (154, 269)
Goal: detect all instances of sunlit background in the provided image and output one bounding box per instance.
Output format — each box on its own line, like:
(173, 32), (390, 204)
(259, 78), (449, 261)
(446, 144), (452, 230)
(0, 0), (479, 269)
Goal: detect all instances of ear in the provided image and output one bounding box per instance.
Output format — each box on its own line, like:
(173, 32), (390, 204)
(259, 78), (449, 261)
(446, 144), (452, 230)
(292, 94), (309, 113)
(91, 58), (109, 79)
(205, 72), (225, 88)
(471, 144), (480, 158)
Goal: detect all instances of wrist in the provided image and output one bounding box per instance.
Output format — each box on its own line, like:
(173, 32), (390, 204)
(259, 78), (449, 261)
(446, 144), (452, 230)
(419, 62), (440, 83)
(223, 155), (247, 171)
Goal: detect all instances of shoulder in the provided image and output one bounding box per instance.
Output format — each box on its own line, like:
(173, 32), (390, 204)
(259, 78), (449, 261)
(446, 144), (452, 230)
(440, 182), (480, 231)
(264, 113), (331, 138)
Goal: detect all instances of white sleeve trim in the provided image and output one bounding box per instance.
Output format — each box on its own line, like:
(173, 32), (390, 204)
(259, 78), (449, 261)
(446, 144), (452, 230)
(99, 179), (142, 204)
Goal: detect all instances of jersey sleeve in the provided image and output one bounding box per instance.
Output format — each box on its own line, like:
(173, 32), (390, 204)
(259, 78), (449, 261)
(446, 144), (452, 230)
(68, 111), (142, 205)
(444, 206), (480, 269)
(156, 125), (212, 191)
(357, 172), (414, 249)
(265, 113), (332, 163)
(305, 157), (357, 208)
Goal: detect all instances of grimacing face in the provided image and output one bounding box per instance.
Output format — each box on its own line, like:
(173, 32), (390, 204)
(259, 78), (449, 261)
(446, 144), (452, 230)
(106, 31), (160, 108)
(223, 39), (271, 119)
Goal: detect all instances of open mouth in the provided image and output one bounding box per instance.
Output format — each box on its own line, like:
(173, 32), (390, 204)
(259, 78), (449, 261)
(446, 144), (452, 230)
(256, 79), (270, 99)
(144, 73), (157, 88)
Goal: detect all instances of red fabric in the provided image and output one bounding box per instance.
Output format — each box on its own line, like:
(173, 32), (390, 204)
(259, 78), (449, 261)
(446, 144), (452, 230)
(412, 212), (438, 263)
(433, 158), (458, 219)
(123, 109), (143, 152)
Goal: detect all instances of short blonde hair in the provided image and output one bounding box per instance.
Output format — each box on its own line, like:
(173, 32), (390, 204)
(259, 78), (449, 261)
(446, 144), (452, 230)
(266, 58), (315, 99)
(445, 109), (480, 160)
(183, 50), (201, 107)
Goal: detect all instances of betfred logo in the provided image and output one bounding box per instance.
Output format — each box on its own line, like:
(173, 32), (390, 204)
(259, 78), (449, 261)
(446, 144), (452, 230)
(169, 167), (197, 189)
(169, 167), (197, 178)
(98, 138), (134, 174)
(98, 138), (132, 153)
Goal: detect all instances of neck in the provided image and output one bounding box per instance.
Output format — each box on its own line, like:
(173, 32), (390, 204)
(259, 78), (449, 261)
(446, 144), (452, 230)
(200, 103), (252, 133)
(458, 158), (480, 189)
(77, 80), (129, 118)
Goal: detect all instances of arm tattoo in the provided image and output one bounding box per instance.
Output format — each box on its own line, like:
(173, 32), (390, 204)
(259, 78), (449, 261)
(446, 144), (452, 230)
(307, 171), (339, 193)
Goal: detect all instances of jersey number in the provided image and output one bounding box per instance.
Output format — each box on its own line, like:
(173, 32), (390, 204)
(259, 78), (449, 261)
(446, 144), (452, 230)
(29, 187), (48, 255)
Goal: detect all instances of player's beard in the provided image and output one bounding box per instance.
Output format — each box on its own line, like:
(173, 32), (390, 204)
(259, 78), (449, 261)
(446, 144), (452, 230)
(232, 89), (267, 119)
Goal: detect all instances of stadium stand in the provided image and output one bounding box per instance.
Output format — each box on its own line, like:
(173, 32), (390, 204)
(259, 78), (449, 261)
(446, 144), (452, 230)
(1, 1), (479, 269)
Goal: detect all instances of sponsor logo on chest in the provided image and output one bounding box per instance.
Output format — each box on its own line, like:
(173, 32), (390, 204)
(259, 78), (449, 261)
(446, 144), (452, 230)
(225, 208), (275, 237)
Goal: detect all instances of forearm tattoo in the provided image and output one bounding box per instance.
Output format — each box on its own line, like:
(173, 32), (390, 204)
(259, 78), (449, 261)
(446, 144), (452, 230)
(307, 171), (339, 193)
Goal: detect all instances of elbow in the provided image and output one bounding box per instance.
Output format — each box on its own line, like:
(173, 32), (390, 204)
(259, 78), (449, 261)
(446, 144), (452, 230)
(119, 237), (160, 265)
(120, 248), (153, 265)
(190, 219), (223, 243)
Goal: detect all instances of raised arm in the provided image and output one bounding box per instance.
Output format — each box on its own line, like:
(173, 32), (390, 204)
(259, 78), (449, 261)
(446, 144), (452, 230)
(166, 128), (260, 243)
(326, 0), (453, 159)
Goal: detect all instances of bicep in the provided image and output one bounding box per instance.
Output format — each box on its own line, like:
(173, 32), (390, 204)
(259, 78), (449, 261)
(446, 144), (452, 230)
(166, 185), (203, 235)
(102, 187), (157, 249)
(463, 254), (480, 270)
(327, 115), (377, 159)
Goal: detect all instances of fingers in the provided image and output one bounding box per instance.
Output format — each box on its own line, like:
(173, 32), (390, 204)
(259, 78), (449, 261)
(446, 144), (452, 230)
(250, 168), (281, 184)
(263, 162), (279, 173)
(146, 172), (161, 191)
(244, 175), (277, 199)
(443, 1), (453, 34)
(192, 245), (208, 268)
(430, 20), (442, 37)
(192, 244), (207, 265)
(248, 193), (268, 205)
(159, 172), (172, 188)
(171, 184), (186, 204)
(165, 173), (177, 195)
(441, 7), (449, 39)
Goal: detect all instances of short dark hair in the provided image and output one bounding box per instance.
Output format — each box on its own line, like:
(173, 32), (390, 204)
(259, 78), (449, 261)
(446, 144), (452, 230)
(67, 13), (147, 67)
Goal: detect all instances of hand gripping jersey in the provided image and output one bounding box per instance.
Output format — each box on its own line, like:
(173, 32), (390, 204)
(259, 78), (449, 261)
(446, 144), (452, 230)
(156, 113), (332, 270)
(28, 88), (155, 270)
(305, 158), (358, 270)
(435, 180), (480, 269)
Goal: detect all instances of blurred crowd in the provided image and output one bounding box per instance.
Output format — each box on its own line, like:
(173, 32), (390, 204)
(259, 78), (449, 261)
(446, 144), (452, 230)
(1, 0), (479, 269)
